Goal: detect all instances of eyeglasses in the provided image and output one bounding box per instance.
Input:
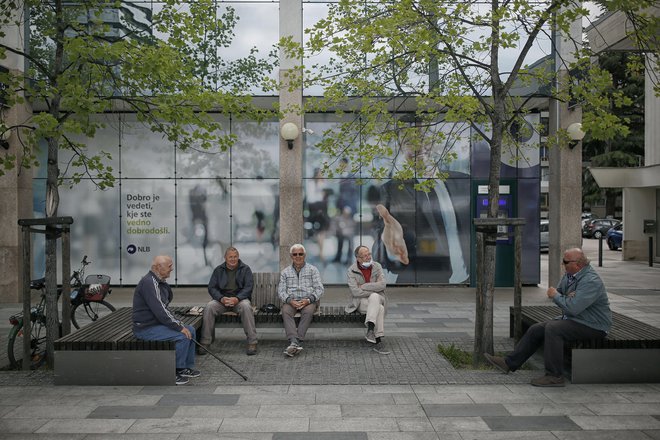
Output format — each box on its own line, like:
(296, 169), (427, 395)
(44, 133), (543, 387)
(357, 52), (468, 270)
(291, 253), (305, 256)
(562, 259), (576, 265)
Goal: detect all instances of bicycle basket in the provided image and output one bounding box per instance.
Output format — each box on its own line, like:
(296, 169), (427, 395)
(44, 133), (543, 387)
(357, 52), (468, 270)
(83, 274), (111, 301)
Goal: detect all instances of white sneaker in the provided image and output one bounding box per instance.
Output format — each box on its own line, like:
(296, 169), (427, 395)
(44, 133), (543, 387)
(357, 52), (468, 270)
(284, 342), (303, 357)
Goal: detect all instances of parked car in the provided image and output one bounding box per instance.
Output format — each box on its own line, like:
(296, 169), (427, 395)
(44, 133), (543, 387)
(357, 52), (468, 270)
(582, 218), (621, 239)
(540, 219), (549, 252)
(606, 223), (623, 250)
(581, 212), (594, 227)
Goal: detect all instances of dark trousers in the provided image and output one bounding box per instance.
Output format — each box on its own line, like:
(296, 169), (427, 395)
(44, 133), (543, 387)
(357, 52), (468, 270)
(505, 319), (606, 377)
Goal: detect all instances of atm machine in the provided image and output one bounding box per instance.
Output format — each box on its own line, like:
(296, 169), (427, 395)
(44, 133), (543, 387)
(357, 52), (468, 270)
(471, 181), (517, 287)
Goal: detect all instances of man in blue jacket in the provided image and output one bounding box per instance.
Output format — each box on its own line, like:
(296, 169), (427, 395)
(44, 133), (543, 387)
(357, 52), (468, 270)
(133, 255), (200, 386)
(485, 248), (611, 387)
(200, 247), (257, 355)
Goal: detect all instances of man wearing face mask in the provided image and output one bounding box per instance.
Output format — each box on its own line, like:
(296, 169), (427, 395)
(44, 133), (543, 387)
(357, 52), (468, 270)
(346, 245), (387, 345)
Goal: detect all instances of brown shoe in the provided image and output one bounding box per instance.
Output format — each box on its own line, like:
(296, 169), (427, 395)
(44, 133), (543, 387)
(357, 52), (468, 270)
(484, 353), (510, 374)
(246, 343), (257, 356)
(531, 375), (565, 387)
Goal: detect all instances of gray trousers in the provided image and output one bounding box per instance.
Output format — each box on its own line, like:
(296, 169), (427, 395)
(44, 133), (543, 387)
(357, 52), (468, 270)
(281, 302), (317, 342)
(200, 299), (257, 345)
(505, 319), (606, 377)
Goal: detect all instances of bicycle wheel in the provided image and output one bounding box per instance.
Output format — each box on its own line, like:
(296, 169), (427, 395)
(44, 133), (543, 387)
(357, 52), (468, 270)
(70, 300), (116, 329)
(7, 321), (48, 370)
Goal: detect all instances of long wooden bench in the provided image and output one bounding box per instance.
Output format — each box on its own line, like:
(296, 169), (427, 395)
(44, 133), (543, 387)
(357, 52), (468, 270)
(214, 272), (364, 325)
(54, 306), (202, 386)
(510, 305), (660, 383)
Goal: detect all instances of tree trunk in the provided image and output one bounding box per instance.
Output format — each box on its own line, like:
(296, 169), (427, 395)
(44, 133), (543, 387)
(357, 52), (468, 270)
(473, 231), (484, 367)
(474, 75), (505, 363)
(605, 190), (619, 218)
(45, 135), (60, 369)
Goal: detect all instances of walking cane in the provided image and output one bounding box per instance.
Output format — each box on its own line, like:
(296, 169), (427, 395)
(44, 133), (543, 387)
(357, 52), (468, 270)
(192, 339), (248, 381)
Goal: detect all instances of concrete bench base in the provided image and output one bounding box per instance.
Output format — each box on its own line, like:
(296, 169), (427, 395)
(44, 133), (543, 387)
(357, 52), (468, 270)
(54, 350), (174, 386)
(54, 306), (201, 386)
(571, 348), (660, 384)
(510, 305), (660, 383)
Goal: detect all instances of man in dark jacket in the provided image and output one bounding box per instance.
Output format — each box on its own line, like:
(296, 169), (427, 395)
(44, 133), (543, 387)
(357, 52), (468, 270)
(200, 247), (257, 355)
(133, 255), (200, 386)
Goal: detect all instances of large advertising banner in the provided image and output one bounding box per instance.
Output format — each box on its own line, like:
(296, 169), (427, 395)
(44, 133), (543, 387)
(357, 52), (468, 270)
(121, 182), (175, 284)
(33, 112), (541, 286)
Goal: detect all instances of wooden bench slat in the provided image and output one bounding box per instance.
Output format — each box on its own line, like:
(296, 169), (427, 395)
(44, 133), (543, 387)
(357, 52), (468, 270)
(56, 306), (202, 351)
(510, 305), (660, 349)
(214, 272), (365, 325)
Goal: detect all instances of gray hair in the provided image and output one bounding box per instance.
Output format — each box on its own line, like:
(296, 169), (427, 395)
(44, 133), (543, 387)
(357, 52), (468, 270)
(289, 243), (306, 254)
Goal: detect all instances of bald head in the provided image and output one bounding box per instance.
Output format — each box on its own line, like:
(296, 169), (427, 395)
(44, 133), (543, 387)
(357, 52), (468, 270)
(151, 255), (173, 280)
(562, 248), (589, 274)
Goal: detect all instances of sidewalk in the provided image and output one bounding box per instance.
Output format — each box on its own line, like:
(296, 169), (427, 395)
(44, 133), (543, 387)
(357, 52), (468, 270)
(0, 240), (659, 439)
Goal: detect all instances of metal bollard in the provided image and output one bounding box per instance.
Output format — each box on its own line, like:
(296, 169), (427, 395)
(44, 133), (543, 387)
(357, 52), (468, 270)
(650, 237), (654, 268)
(598, 235), (603, 267)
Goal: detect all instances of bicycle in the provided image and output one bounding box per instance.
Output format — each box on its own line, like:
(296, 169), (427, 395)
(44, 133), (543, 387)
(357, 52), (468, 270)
(7, 256), (115, 369)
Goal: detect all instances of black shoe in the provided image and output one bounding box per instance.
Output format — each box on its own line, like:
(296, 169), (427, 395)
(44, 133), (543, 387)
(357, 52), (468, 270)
(365, 329), (377, 344)
(177, 368), (201, 378)
(372, 342), (391, 355)
(175, 374), (189, 385)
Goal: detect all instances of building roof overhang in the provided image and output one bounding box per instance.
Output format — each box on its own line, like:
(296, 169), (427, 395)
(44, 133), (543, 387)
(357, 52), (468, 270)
(586, 6), (660, 54)
(589, 164), (660, 188)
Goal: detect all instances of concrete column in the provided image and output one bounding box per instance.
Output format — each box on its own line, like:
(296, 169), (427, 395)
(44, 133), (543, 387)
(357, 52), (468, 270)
(548, 8), (583, 286)
(0, 6), (31, 303)
(622, 187), (656, 260)
(645, 55), (659, 167)
(278, 0), (304, 270)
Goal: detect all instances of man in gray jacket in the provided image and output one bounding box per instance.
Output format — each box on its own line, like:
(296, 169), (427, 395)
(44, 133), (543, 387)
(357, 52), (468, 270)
(347, 245), (387, 345)
(485, 248), (611, 387)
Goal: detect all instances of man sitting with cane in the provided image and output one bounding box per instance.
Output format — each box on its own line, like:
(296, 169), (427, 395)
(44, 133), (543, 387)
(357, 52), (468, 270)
(132, 255), (200, 386)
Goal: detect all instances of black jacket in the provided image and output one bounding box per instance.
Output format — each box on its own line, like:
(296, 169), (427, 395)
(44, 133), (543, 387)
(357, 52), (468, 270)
(207, 260), (253, 302)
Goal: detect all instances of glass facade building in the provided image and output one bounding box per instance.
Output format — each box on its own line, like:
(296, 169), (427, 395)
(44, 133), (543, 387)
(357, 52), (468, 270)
(30, 1), (543, 286)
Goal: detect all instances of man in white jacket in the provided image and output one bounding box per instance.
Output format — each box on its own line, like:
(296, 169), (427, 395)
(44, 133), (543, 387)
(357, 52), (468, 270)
(346, 245), (387, 344)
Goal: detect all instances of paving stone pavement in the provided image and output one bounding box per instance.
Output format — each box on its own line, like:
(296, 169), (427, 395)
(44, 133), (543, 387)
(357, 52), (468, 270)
(0, 240), (659, 439)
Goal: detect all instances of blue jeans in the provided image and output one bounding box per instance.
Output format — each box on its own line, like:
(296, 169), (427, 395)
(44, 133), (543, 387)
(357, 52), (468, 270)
(134, 324), (196, 370)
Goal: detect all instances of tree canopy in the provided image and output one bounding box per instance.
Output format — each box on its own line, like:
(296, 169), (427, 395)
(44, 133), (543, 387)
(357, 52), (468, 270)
(283, 0), (656, 185)
(0, 0), (277, 201)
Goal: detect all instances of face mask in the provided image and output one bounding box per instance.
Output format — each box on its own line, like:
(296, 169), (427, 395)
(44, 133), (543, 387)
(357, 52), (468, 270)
(361, 260), (372, 268)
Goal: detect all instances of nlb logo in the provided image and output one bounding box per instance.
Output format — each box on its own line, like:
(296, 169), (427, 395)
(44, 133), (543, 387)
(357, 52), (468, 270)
(127, 244), (150, 254)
